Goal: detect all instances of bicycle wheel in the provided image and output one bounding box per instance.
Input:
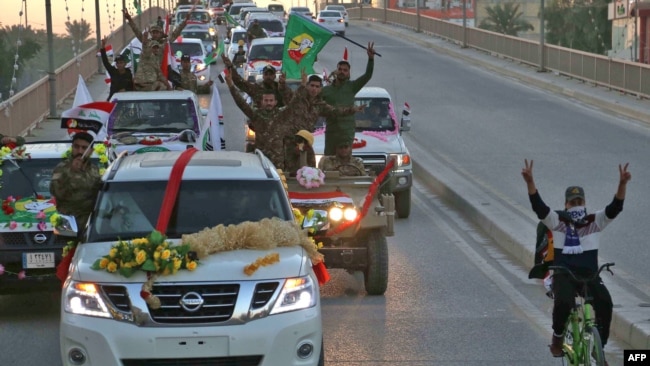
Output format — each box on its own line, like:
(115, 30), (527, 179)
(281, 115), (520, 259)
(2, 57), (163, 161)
(584, 326), (605, 366)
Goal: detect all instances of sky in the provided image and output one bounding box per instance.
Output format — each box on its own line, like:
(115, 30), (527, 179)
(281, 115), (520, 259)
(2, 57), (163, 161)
(0, 0), (174, 37)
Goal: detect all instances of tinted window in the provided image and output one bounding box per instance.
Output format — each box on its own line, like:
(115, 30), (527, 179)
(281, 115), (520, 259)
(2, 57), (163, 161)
(181, 31), (212, 42)
(354, 98), (395, 131)
(257, 20), (284, 32)
(248, 43), (283, 60)
(232, 31), (247, 44)
(171, 42), (204, 57)
(89, 180), (291, 241)
(110, 100), (196, 132)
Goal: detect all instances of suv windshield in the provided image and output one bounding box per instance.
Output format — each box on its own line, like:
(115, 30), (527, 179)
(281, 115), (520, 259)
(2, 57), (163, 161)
(354, 98), (396, 132)
(257, 19), (284, 33)
(88, 180), (291, 242)
(171, 43), (204, 57)
(177, 11), (211, 22)
(248, 43), (283, 60)
(181, 31), (213, 42)
(110, 99), (197, 132)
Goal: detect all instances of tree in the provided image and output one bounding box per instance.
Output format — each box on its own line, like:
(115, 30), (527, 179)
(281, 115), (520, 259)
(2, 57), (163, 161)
(544, 0), (611, 54)
(65, 19), (93, 43)
(0, 25), (41, 99)
(478, 3), (534, 37)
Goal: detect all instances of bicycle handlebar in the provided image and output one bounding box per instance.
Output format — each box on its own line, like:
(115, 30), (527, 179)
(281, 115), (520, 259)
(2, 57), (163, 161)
(549, 262), (615, 283)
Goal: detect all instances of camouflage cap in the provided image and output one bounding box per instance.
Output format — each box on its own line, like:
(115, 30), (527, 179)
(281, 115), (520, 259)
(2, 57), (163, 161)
(148, 40), (161, 48)
(565, 186), (585, 202)
(150, 24), (163, 32)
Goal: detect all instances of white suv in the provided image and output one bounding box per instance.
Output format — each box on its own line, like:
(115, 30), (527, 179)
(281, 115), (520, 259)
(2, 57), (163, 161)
(59, 150), (324, 366)
(244, 37), (284, 82)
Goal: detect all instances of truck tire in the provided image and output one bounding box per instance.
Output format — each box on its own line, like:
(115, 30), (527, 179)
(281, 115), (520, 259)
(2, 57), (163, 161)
(394, 189), (411, 218)
(364, 229), (388, 295)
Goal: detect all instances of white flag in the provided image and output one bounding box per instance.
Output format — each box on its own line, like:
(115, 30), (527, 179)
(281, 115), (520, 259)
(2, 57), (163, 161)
(73, 75), (93, 107)
(199, 83), (223, 151)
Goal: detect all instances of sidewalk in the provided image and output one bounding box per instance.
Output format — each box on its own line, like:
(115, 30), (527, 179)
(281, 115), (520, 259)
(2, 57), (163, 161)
(25, 73), (109, 142)
(357, 19), (650, 350)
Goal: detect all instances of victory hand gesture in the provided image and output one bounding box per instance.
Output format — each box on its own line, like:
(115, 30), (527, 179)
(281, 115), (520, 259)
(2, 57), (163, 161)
(619, 163), (631, 184)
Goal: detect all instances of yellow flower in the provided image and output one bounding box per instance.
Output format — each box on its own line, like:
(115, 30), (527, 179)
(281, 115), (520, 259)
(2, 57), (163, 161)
(135, 250), (147, 265)
(186, 261), (197, 271)
(173, 258), (182, 270)
(161, 249), (171, 260)
(122, 261), (132, 268)
(132, 238), (148, 245)
(317, 241), (324, 249)
(49, 213), (60, 226)
(109, 248), (118, 258)
(154, 251), (161, 260)
(99, 155), (109, 164)
(1, 146), (10, 154)
(99, 168), (106, 175)
(93, 144), (107, 154)
(99, 258), (109, 269)
(107, 261), (118, 272)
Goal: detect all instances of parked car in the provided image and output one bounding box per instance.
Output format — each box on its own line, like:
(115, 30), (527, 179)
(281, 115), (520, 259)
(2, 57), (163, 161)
(58, 150), (324, 366)
(289, 6), (313, 19)
(316, 10), (345, 36)
(324, 5), (349, 26)
(312, 87), (413, 218)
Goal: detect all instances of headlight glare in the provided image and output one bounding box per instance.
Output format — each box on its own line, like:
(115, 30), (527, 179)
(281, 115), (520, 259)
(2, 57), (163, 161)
(270, 276), (317, 314)
(64, 281), (112, 318)
(329, 207), (343, 221)
(343, 207), (358, 221)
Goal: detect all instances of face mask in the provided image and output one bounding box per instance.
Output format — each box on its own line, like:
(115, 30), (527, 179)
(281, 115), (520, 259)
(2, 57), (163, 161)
(567, 206), (586, 222)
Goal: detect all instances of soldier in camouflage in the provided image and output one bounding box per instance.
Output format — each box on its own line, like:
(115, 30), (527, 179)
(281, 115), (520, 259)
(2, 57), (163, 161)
(318, 139), (366, 176)
(50, 132), (102, 229)
(134, 39), (170, 91)
(176, 54), (213, 93)
(226, 72), (308, 170)
(222, 53), (284, 107)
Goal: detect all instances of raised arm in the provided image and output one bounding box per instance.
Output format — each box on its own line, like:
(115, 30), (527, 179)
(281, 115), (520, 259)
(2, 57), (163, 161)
(225, 72), (254, 119)
(615, 163), (631, 200)
(100, 38), (116, 74)
(122, 9), (144, 43)
(351, 42), (375, 93)
(316, 101), (363, 118)
(522, 159), (550, 220)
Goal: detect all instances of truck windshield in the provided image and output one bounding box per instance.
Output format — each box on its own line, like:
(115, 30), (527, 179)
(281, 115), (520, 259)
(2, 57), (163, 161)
(88, 180), (292, 242)
(0, 158), (60, 197)
(109, 99), (197, 132)
(354, 98), (396, 132)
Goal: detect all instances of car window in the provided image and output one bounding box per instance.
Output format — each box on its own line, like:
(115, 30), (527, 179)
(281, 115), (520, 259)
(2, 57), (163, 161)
(171, 43), (204, 57)
(248, 43), (284, 60)
(320, 11), (341, 17)
(89, 180), (291, 241)
(232, 31), (247, 44)
(257, 20), (283, 32)
(110, 100), (196, 132)
(354, 98), (396, 131)
(182, 31), (212, 42)
(268, 5), (284, 11)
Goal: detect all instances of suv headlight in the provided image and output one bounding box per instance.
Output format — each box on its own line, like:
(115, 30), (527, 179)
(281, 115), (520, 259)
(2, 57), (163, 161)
(63, 281), (112, 318)
(270, 276), (317, 314)
(195, 63), (207, 72)
(390, 153), (411, 168)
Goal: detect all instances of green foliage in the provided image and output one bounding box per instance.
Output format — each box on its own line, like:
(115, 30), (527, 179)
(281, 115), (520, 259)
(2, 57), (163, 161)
(544, 0), (611, 54)
(478, 3), (534, 36)
(65, 19), (93, 43)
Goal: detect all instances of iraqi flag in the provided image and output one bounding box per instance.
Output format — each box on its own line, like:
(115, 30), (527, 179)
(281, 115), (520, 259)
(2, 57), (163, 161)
(403, 102), (411, 116)
(61, 102), (115, 134)
(96, 44), (114, 57)
(198, 83), (224, 151)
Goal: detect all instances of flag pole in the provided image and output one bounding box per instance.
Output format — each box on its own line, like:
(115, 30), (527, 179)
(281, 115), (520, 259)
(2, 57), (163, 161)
(335, 35), (382, 57)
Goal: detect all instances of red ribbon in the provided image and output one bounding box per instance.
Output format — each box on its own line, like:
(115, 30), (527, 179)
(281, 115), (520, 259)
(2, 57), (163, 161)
(56, 247), (76, 283)
(155, 148), (199, 233)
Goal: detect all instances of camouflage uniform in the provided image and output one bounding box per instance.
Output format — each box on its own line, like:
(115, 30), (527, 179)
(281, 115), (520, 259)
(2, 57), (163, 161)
(134, 40), (169, 91)
(179, 69), (198, 93)
(281, 85), (359, 132)
(247, 23), (266, 42)
(318, 155), (366, 176)
(230, 70), (284, 107)
(228, 84), (306, 170)
(50, 158), (102, 228)
(284, 144), (316, 177)
(127, 20), (188, 67)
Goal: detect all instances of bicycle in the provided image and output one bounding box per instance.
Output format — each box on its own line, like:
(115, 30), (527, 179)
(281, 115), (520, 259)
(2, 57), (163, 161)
(549, 262), (615, 366)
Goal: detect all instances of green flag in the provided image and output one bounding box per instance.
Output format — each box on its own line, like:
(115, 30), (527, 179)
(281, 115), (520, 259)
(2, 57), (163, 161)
(282, 14), (334, 79)
(223, 12), (238, 26)
(204, 40), (224, 64)
(133, 0), (142, 15)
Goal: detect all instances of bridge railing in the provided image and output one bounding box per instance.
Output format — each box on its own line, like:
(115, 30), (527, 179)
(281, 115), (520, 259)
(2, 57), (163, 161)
(350, 7), (650, 99)
(0, 7), (166, 138)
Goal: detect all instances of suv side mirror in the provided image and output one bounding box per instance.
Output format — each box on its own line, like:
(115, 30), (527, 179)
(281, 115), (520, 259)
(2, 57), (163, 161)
(400, 113), (411, 132)
(224, 38), (231, 44)
(54, 214), (78, 237)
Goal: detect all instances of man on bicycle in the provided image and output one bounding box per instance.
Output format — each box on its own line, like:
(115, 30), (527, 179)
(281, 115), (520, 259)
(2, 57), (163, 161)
(521, 159), (631, 363)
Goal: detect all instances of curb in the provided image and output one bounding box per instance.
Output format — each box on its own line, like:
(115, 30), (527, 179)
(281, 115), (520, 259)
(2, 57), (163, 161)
(360, 20), (650, 349)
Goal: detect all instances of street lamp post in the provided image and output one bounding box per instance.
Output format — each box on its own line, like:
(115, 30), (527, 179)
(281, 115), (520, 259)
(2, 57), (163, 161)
(538, 0), (546, 71)
(462, 0), (467, 48)
(45, 0), (57, 118)
(96, 0), (103, 74)
(416, 0), (421, 33)
(634, 0), (638, 62)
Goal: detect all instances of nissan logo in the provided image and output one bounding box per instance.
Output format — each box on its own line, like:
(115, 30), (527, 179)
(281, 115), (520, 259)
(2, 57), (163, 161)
(179, 291), (204, 312)
(33, 233), (48, 244)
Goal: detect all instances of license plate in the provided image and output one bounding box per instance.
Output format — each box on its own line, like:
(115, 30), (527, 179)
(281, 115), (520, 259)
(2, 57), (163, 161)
(22, 252), (55, 269)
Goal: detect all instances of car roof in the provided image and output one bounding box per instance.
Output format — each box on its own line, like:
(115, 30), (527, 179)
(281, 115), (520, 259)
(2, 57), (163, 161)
(110, 90), (198, 102)
(250, 37), (284, 46)
(174, 38), (204, 45)
(356, 87), (392, 99)
(17, 141), (101, 159)
(109, 151), (279, 182)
